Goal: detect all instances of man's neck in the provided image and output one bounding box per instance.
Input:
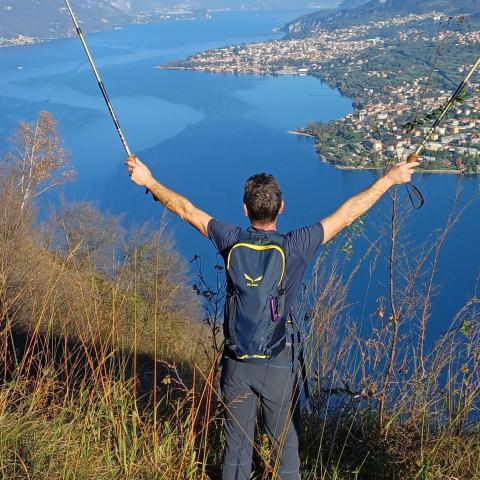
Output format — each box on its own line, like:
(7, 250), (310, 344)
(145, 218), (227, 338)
(250, 221), (277, 232)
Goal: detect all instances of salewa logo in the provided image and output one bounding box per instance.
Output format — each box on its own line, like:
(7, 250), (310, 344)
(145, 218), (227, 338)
(244, 274), (263, 287)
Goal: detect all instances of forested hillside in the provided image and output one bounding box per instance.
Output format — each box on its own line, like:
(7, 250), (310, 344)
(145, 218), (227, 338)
(286, 0), (480, 36)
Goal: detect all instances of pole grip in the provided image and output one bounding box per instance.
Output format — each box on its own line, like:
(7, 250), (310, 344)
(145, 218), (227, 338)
(407, 153), (419, 164)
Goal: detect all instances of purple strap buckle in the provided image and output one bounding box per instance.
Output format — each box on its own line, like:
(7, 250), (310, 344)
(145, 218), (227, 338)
(271, 298), (280, 322)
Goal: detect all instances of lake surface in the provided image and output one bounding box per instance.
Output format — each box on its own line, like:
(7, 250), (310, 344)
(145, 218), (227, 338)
(0, 10), (479, 343)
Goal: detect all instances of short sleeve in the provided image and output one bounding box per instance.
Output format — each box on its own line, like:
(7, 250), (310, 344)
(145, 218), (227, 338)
(208, 219), (241, 254)
(285, 223), (324, 264)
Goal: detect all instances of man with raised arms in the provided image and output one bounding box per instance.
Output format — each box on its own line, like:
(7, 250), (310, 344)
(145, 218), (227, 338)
(126, 155), (418, 480)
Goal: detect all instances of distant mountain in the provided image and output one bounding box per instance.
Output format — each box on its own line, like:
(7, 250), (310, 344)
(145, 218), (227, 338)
(333, 0), (480, 18)
(0, 0), (129, 39)
(337, 0), (369, 9)
(286, 0), (480, 37)
(103, 0), (336, 12)
(0, 0), (336, 43)
(192, 0), (338, 9)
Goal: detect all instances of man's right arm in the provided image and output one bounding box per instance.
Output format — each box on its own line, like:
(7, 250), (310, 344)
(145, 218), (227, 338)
(126, 155), (212, 238)
(320, 161), (419, 244)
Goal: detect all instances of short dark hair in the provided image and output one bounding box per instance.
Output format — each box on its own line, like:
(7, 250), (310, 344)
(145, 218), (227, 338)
(243, 173), (283, 224)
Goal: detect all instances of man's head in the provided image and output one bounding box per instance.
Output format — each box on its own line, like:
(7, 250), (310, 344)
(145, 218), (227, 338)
(243, 173), (284, 225)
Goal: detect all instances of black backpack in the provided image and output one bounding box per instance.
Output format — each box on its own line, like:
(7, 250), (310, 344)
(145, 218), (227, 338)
(224, 228), (287, 361)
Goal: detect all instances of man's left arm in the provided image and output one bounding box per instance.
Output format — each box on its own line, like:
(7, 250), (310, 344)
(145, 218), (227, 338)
(126, 155), (212, 238)
(321, 161), (419, 244)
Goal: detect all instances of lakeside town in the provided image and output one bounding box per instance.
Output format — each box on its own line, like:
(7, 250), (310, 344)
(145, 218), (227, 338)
(0, 34), (40, 47)
(162, 12), (480, 173)
(304, 77), (480, 173)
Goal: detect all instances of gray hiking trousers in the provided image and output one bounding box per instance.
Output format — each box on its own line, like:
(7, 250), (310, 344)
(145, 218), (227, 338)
(221, 348), (301, 480)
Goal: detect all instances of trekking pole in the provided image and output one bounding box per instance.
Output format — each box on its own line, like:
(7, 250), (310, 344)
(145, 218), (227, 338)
(64, 0), (131, 156)
(64, 0), (155, 198)
(407, 56), (480, 163)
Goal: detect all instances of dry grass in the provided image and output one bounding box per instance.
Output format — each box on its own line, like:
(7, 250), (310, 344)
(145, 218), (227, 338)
(297, 192), (480, 479)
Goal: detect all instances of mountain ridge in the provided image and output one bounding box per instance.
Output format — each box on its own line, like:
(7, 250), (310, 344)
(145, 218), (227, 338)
(0, 0), (336, 44)
(0, 1), (129, 40)
(285, 0), (480, 37)
(337, 0), (369, 10)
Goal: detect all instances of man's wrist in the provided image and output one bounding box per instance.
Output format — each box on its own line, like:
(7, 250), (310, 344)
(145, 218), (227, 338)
(382, 173), (395, 189)
(145, 177), (158, 191)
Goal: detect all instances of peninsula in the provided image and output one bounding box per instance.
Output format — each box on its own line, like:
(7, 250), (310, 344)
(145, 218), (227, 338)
(161, 6), (480, 174)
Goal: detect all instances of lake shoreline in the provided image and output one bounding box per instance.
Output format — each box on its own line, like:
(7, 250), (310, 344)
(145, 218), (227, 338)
(335, 165), (472, 175)
(288, 131), (474, 176)
(287, 129), (315, 138)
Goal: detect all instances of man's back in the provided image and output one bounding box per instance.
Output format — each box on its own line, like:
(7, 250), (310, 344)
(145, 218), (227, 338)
(208, 219), (325, 328)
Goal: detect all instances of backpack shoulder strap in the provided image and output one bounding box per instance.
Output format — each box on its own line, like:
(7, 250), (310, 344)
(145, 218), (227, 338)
(228, 229), (286, 286)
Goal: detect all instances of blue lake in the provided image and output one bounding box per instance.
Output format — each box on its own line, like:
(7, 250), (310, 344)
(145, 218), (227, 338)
(0, 10), (479, 343)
